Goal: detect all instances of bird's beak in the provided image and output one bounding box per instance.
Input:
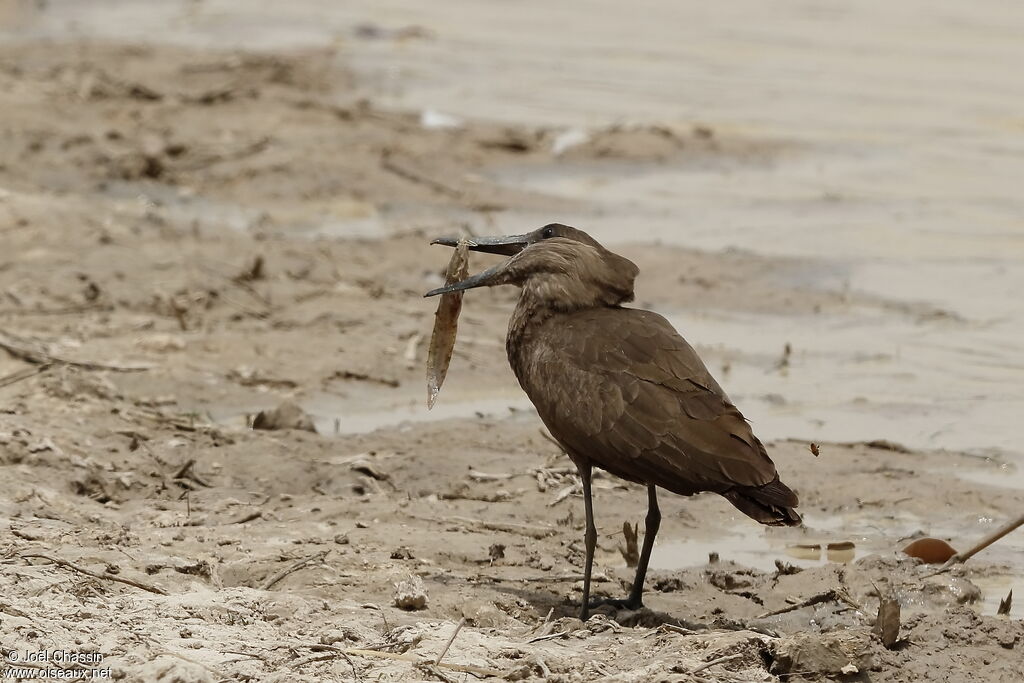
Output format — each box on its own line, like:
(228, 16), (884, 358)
(424, 263), (505, 297)
(431, 233), (531, 256)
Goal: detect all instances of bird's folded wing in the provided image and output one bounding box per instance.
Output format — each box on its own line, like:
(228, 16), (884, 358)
(528, 308), (777, 492)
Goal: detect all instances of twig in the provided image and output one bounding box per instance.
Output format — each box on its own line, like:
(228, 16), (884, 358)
(290, 652), (336, 668)
(419, 663), (458, 683)
(21, 553), (167, 595)
(0, 331), (151, 372)
(175, 137), (270, 171)
(173, 458), (197, 480)
(691, 653), (744, 674)
(331, 646), (504, 678)
(0, 304), (108, 316)
(121, 407), (219, 434)
(527, 630), (570, 644)
(380, 151), (462, 198)
(467, 469), (515, 482)
(927, 513), (1024, 576)
(0, 363), (51, 389)
(656, 623), (699, 636)
(228, 511), (262, 525)
(755, 589), (861, 619)
(261, 550), (329, 590)
(410, 514), (556, 539)
(328, 369), (400, 388)
(435, 618), (466, 665)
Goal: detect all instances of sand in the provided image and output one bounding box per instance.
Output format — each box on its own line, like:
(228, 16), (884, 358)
(1, 4), (1023, 682)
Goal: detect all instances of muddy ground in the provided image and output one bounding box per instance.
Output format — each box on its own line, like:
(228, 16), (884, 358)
(1, 42), (1022, 682)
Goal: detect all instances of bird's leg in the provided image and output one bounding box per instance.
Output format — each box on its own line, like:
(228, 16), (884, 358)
(587, 484), (660, 612)
(578, 462), (597, 621)
(626, 484), (661, 607)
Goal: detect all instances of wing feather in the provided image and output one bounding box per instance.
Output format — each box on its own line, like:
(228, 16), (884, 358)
(520, 307), (777, 495)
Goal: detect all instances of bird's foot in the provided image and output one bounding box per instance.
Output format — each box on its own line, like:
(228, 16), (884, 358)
(586, 595), (644, 612)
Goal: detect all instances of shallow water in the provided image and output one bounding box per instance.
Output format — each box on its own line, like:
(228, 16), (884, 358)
(650, 511), (1022, 617)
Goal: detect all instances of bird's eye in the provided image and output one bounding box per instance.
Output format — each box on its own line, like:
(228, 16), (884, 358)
(541, 227), (554, 239)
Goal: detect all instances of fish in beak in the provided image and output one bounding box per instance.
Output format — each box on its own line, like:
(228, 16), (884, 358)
(425, 232), (533, 297)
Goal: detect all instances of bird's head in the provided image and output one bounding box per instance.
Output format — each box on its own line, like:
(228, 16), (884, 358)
(425, 224), (638, 311)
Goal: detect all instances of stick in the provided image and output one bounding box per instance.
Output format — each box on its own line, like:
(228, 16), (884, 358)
(435, 618), (466, 665)
(755, 589), (861, 619)
(691, 653), (745, 674)
(527, 630), (569, 644)
(0, 363), (51, 389)
(21, 553), (167, 595)
(338, 647), (504, 678)
(0, 332), (151, 372)
(380, 152), (463, 198)
(228, 511), (262, 525)
(467, 469), (515, 482)
(411, 514), (556, 539)
(261, 550), (329, 590)
(928, 513), (1024, 576)
(0, 304), (107, 316)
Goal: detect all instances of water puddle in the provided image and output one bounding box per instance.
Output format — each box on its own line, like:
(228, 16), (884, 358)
(212, 388), (534, 436)
(652, 307), (1024, 487)
(650, 530), (864, 574)
(650, 512), (873, 573)
(304, 390), (533, 435)
(650, 512), (1022, 616)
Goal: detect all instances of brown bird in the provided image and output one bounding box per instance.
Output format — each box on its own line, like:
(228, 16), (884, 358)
(426, 224), (801, 619)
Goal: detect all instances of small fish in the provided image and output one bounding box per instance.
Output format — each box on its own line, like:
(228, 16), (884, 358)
(426, 239), (469, 409)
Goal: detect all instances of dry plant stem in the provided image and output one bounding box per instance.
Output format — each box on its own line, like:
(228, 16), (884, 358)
(311, 645), (504, 678)
(410, 513), (555, 539)
(261, 550), (329, 590)
(435, 618), (466, 665)
(381, 152), (463, 199)
(691, 653), (745, 674)
(21, 553), (167, 595)
(0, 331), (151, 372)
(527, 630), (570, 644)
(0, 363), (51, 389)
(929, 513), (1024, 576)
(755, 589), (860, 619)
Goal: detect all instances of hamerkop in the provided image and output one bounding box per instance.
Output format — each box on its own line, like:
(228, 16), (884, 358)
(426, 224), (801, 619)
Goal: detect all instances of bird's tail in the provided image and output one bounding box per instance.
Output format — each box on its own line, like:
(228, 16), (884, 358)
(723, 476), (801, 527)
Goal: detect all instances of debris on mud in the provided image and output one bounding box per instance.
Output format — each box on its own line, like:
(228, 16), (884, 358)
(251, 400), (317, 433)
(772, 628), (877, 676)
(394, 575), (429, 610)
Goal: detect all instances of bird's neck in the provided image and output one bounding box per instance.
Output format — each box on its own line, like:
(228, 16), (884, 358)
(505, 291), (556, 378)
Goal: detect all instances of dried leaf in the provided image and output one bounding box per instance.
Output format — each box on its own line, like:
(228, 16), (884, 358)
(872, 588), (901, 649)
(902, 537), (958, 564)
(997, 589), (1012, 616)
(426, 240), (469, 409)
